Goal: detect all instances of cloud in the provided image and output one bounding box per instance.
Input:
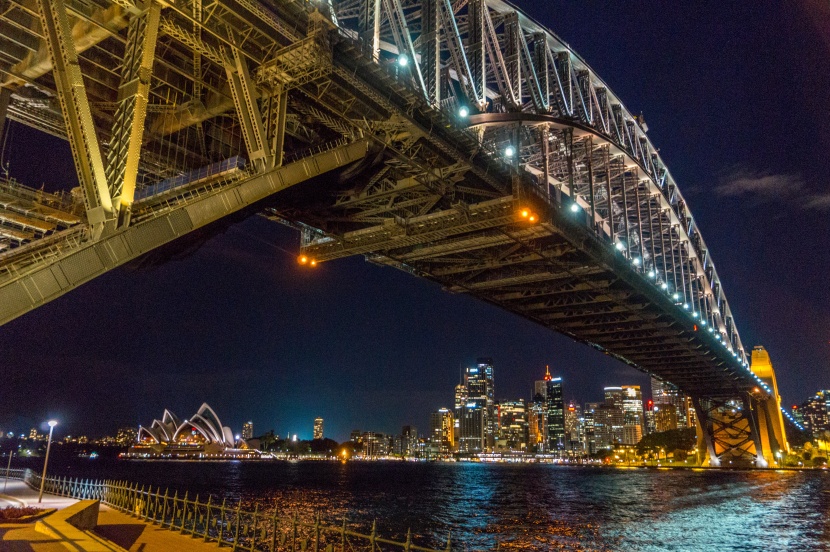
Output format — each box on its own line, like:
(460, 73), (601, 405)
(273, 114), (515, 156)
(715, 169), (828, 211)
(715, 171), (804, 199)
(803, 193), (830, 211)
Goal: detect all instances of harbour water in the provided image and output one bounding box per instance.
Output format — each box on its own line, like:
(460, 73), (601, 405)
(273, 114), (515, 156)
(11, 457), (830, 551)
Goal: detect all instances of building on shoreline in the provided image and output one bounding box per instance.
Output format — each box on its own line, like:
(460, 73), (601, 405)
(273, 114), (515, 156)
(130, 403), (258, 458)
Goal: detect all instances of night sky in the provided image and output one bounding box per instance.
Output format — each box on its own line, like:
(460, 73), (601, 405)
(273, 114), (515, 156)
(1, 2), (828, 441)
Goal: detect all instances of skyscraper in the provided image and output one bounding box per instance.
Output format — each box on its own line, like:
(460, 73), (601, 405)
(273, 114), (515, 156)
(400, 425), (418, 457)
(242, 421), (253, 440)
(651, 377), (688, 428)
(430, 408), (455, 453)
(458, 400), (485, 453)
(313, 417), (324, 440)
(621, 385), (644, 445)
(544, 367), (565, 453)
(461, 359), (495, 452)
(496, 399), (528, 452)
(801, 390), (830, 435)
(564, 401), (583, 454)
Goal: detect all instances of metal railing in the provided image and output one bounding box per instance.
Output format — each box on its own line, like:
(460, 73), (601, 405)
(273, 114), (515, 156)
(6, 469), (450, 552)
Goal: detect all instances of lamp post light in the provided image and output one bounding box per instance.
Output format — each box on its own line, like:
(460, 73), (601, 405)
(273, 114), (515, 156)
(38, 420), (57, 503)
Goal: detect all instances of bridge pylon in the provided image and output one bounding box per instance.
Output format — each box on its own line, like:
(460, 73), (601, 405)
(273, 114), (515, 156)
(692, 345), (788, 467)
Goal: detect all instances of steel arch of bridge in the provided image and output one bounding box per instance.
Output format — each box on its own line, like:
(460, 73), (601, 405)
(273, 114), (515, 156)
(0, 0), (800, 464)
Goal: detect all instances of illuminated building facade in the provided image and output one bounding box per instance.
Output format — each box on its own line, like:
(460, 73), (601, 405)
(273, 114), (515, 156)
(621, 385), (644, 445)
(801, 390), (830, 435)
(496, 399), (528, 452)
(242, 421), (253, 440)
(430, 408), (455, 453)
(313, 417), (324, 440)
(544, 367), (565, 453)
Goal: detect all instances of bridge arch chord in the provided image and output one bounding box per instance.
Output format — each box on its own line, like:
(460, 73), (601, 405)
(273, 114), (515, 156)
(330, 0), (753, 372)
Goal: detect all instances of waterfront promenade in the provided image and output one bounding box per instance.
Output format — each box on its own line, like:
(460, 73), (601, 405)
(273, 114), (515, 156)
(0, 477), (221, 551)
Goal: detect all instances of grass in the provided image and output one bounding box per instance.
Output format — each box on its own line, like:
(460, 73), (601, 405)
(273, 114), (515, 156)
(0, 506), (46, 520)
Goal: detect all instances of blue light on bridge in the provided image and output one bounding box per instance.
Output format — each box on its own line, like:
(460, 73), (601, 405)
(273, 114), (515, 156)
(648, 270), (656, 278)
(661, 282), (668, 290)
(672, 292), (680, 300)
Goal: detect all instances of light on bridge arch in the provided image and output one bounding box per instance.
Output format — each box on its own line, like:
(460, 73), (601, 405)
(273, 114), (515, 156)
(648, 270), (656, 278)
(632, 257), (641, 266)
(570, 203), (580, 213)
(660, 282), (668, 290)
(458, 106), (470, 118)
(397, 54), (409, 67)
(615, 241), (625, 252)
(672, 292), (680, 300)
(504, 145), (516, 158)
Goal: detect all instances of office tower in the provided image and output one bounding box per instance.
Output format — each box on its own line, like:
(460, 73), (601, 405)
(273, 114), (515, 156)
(401, 425), (418, 456)
(651, 377), (688, 427)
(604, 387), (624, 408)
(582, 403), (598, 454)
(454, 383), (468, 411)
(362, 432), (387, 457)
(801, 391), (830, 434)
(242, 421), (253, 440)
(313, 417), (324, 440)
(496, 400), (528, 452)
(654, 404), (679, 433)
(592, 403), (624, 449)
(467, 358), (496, 450)
(462, 359), (495, 451)
(541, 368), (565, 453)
(528, 399), (546, 453)
(564, 401), (583, 454)
(458, 399), (486, 453)
(430, 408), (455, 453)
(621, 385), (644, 445)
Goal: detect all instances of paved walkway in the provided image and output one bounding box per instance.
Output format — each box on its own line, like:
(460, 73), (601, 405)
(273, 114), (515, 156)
(0, 478), (224, 552)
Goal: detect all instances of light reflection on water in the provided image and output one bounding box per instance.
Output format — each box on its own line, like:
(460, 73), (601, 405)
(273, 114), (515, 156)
(25, 457), (830, 551)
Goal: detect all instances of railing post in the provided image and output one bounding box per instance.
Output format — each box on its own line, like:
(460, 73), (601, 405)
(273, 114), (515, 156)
(161, 489), (170, 528)
(292, 512), (298, 552)
(204, 495), (212, 542)
(444, 532), (452, 552)
(405, 528), (411, 552)
(231, 500), (242, 551)
(370, 520), (377, 552)
(181, 491), (189, 533)
(218, 497), (227, 546)
(314, 513), (320, 552)
(270, 510), (278, 552)
(250, 504), (258, 552)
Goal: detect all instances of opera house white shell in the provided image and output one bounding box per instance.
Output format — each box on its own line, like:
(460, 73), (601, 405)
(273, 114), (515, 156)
(131, 403), (256, 458)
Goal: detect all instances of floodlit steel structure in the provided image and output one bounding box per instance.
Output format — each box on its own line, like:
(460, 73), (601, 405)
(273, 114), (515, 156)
(0, 0), (798, 465)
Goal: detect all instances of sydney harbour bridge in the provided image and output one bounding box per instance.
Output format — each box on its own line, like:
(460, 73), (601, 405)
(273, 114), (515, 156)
(0, 0), (800, 465)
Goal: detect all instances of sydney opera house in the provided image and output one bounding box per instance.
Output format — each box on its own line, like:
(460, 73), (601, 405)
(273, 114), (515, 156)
(129, 403), (259, 458)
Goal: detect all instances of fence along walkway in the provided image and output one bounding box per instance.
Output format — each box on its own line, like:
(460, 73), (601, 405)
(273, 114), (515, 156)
(7, 469), (451, 552)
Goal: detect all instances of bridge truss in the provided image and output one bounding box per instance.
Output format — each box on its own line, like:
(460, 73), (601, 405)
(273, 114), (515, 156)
(0, 0), (799, 464)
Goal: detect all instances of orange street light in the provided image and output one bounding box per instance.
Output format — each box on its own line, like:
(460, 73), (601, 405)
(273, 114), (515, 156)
(298, 255), (308, 265)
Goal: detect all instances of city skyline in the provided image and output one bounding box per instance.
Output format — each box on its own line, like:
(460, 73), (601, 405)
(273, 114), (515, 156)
(1, 2), (828, 440)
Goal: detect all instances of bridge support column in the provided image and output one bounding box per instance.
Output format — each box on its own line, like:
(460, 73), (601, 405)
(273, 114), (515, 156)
(692, 395), (767, 467)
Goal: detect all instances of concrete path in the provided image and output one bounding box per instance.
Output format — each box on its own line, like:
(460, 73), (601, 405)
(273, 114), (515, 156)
(0, 478), (233, 551)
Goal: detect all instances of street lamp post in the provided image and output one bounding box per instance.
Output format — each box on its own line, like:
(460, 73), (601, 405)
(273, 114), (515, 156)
(38, 420), (57, 503)
(3, 449), (12, 493)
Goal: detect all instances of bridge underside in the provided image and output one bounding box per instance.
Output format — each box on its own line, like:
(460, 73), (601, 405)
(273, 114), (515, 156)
(0, 0), (797, 465)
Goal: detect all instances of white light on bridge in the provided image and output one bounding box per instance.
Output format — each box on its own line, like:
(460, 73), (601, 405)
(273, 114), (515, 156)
(615, 242), (625, 251)
(570, 203), (580, 212)
(708, 327), (714, 333)
(398, 54), (409, 67)
(648, 270), (656, 278)
(458, 106), (470, 118)
(504, 145), (515, 157)
(692, 311), (698, 317)
(672, 292), (680, 300)
(700, 320), (707, 326)
(661, 282), (668, 290)
(683, 303), (689, 309)
(632, 257), (641, 266)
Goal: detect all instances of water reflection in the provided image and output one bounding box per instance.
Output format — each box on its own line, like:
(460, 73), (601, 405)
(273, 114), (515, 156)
(16, 456), (830, 551)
